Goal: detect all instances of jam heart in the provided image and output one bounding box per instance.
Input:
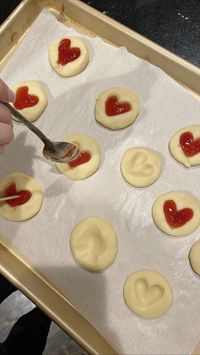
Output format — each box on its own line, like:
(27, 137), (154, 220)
(105, 95), (131, 116)
(68, 151), (91, 167)
(180, 131), (200, 157)
(4, 183), (32, 207)
(163, 199), (193, 228)
(14, 86), (39, 110)
(57, 38), (81, 65)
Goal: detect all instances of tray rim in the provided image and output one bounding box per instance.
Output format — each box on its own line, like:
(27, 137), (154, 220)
(0, 0), (200, 354)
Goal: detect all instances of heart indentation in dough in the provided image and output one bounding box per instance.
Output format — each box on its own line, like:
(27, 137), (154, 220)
(129, 152), (154, 177)
(105, 95), (131, 116)
(4, 183), (32, 207)
(180, 131), (200, 157)
(78, 227), (106, 260)
(135, 278), (164, 306)
(57, 38), (81, 65)
(14, 86), (39, 110)
(163, 200), (193, 228)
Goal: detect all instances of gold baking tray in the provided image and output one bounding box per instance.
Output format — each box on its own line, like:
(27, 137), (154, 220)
(0, 1), (200, 354)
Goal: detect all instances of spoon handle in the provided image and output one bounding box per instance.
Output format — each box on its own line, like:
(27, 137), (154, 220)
(3, 102), (52, 146)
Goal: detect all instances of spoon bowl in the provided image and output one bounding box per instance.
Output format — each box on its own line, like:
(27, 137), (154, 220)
(4, 102), (79, 164)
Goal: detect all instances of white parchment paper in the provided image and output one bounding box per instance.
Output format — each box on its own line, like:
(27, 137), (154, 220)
(1, 9), (200, 355)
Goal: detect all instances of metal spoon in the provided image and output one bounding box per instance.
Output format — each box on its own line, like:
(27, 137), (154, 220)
(3, 102), (79, 163)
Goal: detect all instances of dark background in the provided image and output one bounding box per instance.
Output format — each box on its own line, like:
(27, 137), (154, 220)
(0, 0), (200, 67)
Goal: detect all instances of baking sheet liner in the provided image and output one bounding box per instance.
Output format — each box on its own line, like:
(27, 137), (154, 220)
(1, 9), (200, 355)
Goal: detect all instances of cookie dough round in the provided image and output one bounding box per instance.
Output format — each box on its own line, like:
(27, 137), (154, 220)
(0, 172), (43, 221)
(95, 87), (140, 130)
(169, 125), (200, 168)
(11, 81), (48, 122)
(48, 37), (89, 77)
(123, 270), (173, 318)
(152, 191), (200, 237)
(56, 133), (101, 180)
(189, 239), (200, 276)
(70, 216), (118, 272)
(120, 147), (162, 187)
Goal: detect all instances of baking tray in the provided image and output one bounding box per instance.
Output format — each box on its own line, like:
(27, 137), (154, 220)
(0, 1), (200, 354)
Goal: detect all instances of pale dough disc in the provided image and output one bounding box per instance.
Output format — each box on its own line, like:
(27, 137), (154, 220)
(11, 81), (48, 122)
(120, 147), (162, 187)
(95, 87), (140, 130)
(56, 133), (101, 180)
(0, 172), (44, 221)
(48, 37), (89, 77)
(169, 125), (200, 167)
(189, 239), (200, 276)
(152, 191), (200, 237)
(123, 270), (173, 318)
(70, 216), (118, 272)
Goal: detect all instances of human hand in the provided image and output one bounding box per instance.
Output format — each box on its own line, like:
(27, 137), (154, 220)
(0, 79), (15, 153)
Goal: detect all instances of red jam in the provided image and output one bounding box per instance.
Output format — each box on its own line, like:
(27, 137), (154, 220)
(105, 96), (131, 116)
(14, 86), (39, 110)
(57, 39), (81, 65)
(180, 131), (200, 157)
(5, 183), (32, 207)
(163, 200), (193, 228)
(68, 151), (91, 167)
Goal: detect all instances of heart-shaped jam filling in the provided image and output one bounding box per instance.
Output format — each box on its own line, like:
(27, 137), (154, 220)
(14, 86), (39, 110)
(180, 131), (200, 157)
(163, 199), (193, 228)
(57, 39), (81, 65)
(105, 95), (131, 116)
(4, 183), (32, 207)
(68, 151), (91, 167)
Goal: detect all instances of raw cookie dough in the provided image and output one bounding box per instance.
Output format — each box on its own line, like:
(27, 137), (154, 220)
(123, 270), (173, 318)
(95, 87), (140, 130)
(48, 37), (89, 77)
(56, 133), (101, 180)
(189, 239), (200, 276)
(120, 147), (162, 187)
(70, 216), (118, 272)
(0, 172), (43, 221)
(152, 191), (200, 237)
(12, 81), (48, 122)
(169, 125), (200, 167)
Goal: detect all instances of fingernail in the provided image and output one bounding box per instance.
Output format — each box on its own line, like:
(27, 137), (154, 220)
(8, 89), (15, 102)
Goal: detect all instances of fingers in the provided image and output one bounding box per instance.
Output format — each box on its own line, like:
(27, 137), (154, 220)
(0, 79), (15, 153)
(0, 103), (13, 126)
(0, 103), (13, 146)
(0, 79), (15, 102)
(0, 122), (14, 145)
(0, 145), (4, 154)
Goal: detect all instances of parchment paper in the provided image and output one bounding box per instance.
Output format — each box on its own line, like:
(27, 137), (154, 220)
(1, 9), (200, 355)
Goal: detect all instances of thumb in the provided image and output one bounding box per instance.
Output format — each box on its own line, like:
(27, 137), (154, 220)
(0, 79), (15, 102)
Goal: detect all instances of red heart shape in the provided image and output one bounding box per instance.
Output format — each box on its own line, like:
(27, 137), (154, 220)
(163, 199), (193, 228)
(14, 86), (39, 110)
(180, 131), (200, 157)
(68, 151), (91, 167)
(57, 39), (81, 65)
(4, 183), (32, 207)
(105, 95), (131, 116)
